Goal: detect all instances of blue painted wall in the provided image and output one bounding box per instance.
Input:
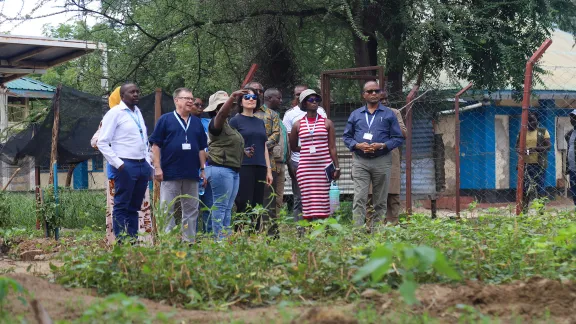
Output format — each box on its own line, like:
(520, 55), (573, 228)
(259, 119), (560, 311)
(459, 101), (573, 189)
(73, 161), (88, 189)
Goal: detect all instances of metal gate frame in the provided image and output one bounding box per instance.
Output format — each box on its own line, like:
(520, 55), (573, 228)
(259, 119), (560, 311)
(320, 66), (386, 118)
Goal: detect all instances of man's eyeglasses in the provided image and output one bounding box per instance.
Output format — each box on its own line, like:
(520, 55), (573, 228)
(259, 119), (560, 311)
(177, 97), (194, 101)
(243, 94), (258, 101)
(306, 97), (321, 103)
(364, 89), (382, 94)
(295, 93), (302, 98)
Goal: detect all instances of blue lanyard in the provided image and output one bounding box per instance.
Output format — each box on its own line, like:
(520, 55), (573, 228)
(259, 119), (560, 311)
(173, 111), (190, 143)
(365, 110), (377, 133)
(124, 108), (148, 148)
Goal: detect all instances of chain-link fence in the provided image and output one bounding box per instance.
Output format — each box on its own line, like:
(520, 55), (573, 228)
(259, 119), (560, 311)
(320, 44), (576, 219)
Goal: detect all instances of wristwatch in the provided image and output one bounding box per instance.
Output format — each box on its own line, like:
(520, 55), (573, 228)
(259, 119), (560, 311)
(335, 168), (341, 171)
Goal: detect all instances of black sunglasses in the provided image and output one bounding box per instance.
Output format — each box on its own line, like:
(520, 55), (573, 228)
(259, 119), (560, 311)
(364, 89), (382, 94)
(194, 103), (203, 107)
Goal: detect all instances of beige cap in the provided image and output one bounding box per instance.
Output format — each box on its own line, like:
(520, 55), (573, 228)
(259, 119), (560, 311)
(299, 89), (322, 105)
(204, 91), (229, 112)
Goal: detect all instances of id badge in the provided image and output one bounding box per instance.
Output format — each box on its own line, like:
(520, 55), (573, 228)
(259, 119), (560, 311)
(363, 133), (373, 140)
(310, 146), (317, 153)
(182, 143), (191, 150)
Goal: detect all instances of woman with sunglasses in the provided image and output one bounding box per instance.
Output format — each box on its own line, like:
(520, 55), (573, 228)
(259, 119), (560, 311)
(204, 90), (252, 240)
(289, 89), (340, 220)
(229, 88), (274, 232)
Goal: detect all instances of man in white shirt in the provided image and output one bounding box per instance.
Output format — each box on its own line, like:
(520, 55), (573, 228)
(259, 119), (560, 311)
(282, 85), (327, 221)
(97, 83), (152, 242)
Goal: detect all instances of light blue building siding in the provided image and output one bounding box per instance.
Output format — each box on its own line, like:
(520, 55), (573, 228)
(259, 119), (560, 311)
(459, 99), (573, 190)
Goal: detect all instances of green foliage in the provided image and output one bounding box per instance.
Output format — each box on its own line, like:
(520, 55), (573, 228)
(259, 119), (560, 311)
(50, 209), (576, 311)
(41, 187), (62, 229)
(1, 191), (105, 230)
(75, 293), (172, 324)
(0, 192), (12, 229)
(0, 276), (30, 321)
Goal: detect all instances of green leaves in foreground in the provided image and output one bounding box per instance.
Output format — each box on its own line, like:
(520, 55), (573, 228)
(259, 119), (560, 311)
(353, 244), (460, 304)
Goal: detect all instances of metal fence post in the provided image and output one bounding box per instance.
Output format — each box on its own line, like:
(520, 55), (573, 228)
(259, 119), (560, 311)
(516, 39), (553, 215)
(455, 83), (473, 218)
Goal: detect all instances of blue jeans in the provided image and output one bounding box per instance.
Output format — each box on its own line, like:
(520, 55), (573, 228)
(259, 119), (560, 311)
(569, 170), (576, 206)
(112, 159), (151, 241)
(207, 165), (239, 240)
(198, 179), (213, 233)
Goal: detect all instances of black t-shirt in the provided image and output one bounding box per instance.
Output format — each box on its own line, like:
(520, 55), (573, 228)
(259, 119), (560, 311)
(229, 114), (267, 167)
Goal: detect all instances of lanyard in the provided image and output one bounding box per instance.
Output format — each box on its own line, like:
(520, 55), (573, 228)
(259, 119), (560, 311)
(173, 111), (190, 143)
(124, 108), (144, 142)
(365, 110), (377, 133)
(304, 114), (319, 135)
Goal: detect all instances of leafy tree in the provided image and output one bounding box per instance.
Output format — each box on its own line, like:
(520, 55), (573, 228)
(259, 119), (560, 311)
(6, 0), (575, 100)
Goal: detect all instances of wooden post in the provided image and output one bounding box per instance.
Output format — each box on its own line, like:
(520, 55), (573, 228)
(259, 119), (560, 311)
(46, 84), (61, 238)
(151, 88), (162, 241)
(241, 64), (259, 88)
(65, 163), (77, 187)
(48, 85), (62, 186)
(1, 167), (22, 191)
(35, 163), (41, 230)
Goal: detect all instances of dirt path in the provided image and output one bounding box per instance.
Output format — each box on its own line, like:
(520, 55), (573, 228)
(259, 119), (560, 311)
(4, 272), (576, 323)
(4, 273), (310, 323)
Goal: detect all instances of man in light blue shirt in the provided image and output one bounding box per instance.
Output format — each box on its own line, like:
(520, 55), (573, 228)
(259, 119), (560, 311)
(343, 81), (404, 230)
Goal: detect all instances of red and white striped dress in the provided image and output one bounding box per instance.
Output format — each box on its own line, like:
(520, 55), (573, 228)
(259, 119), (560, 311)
(297, 115), (332, 219)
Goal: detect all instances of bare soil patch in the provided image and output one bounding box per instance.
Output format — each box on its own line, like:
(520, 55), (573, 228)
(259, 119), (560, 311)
(4, 273), (305, 323)
(4, 273), (576, 323)
(370, 277), (576, 323)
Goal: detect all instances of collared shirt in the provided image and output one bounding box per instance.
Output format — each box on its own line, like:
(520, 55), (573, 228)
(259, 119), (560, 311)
(97, 101), (151, 169)
(343, 103), (404, 158)
(282, 105), (327, 162)
(149, 112), (207, 181)
(254, 105), (280, 171)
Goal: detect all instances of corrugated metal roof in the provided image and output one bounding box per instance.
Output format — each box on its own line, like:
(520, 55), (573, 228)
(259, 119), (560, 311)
(6, 77), (55, 92)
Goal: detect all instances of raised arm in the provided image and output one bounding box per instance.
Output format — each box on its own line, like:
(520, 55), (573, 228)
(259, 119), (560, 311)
(213, 90), (248, 130)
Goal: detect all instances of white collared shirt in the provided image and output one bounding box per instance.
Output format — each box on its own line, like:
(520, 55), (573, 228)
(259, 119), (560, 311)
(282, 105), (327, 163)
(97, 101), (150, 169)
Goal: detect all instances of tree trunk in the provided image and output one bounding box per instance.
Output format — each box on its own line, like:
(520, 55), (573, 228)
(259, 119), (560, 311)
(384, 25), (406, 104)
(65, 163), (77, 188)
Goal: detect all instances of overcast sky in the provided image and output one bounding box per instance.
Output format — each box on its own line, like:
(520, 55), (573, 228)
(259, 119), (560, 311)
(0, 0), (95, 37)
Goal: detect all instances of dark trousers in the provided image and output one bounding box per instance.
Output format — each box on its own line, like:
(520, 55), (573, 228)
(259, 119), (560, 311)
(523, 164), (546, 211)
(289, 160), (302, 221)
(236, 165), (266, 231)
(569, 170), (576, 206)
(263, 169), (279, 237)
(113, 159), (150, 240)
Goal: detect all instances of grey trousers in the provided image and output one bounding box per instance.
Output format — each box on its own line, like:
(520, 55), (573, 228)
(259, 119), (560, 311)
(353, 154), (392, 229)
(162, 179), (199, 242)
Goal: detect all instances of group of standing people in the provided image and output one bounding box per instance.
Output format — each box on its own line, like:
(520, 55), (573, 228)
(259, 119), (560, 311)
(93, 79), (407, 244)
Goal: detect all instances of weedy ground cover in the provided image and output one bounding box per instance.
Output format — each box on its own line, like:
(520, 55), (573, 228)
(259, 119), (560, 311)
(1, 190), (575, 322)
(0, 190), (106, 230)
(52, 210), (576, 310)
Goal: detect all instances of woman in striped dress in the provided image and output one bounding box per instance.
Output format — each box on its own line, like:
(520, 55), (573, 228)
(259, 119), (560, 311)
(289, 89), (340, 220)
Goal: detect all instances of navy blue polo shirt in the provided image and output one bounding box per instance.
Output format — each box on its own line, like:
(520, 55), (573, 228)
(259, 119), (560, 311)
(149, 112), (207, 181)
(229, 114), (267, 167)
